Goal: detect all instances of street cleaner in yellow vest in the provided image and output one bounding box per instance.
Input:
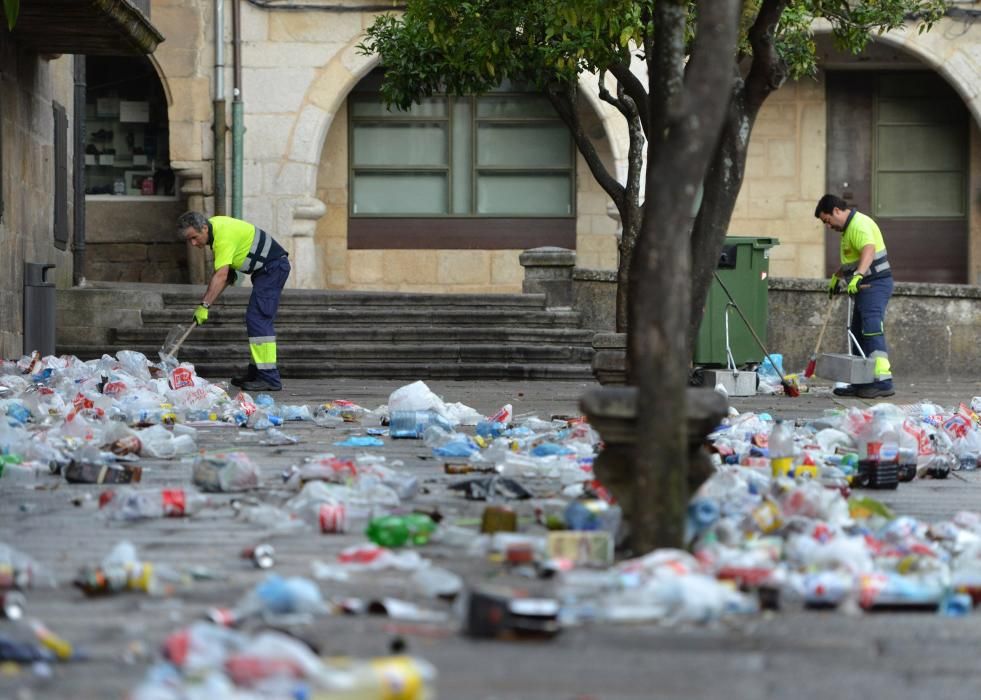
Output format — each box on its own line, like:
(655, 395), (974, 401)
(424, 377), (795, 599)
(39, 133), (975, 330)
(177, 212), (291, 392)
(814, 194), (894, 399)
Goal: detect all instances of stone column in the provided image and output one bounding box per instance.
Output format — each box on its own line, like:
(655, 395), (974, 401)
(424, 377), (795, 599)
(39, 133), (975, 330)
(288, 198), (327, 289)
(171, 162), (210, 285)
(519, 246), (576, 308)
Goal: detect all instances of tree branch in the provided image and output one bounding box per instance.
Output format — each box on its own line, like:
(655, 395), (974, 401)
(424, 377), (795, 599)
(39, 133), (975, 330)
(745, 0), (790, 112)
(545, 83), (625, 211)
(608, 62), (651, 140)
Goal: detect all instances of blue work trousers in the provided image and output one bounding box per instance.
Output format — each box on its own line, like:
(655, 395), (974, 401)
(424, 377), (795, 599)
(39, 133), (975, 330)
(850, 274), (893, 359)
(246, 256), (291, 385)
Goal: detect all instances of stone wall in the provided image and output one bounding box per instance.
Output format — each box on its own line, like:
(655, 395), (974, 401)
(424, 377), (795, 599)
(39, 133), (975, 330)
(0, 42), (76, 358)
(84, 198), (188, 283)
(569, 270), (981, 379)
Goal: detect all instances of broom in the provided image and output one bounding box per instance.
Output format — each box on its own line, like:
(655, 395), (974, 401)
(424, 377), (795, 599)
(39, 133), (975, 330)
(804, 297), (838, 378)
(713, 272), (800, 398)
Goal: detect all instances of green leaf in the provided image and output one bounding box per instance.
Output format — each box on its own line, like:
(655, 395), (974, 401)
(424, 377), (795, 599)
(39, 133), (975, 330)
(4, 0), (19, 30)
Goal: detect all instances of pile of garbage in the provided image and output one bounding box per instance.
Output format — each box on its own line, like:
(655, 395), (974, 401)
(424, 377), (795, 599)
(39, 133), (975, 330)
(5, 350), (981, 696)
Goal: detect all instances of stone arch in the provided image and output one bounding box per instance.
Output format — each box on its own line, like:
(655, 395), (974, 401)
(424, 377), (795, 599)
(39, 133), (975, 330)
(814, 25), (981, 126)
(287, 41), (630, 287)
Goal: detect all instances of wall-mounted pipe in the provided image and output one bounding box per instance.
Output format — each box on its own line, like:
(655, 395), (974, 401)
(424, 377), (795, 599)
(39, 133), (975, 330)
(232, 0), (243, 218)
(72, 56), (86, 285)
(213, 0), (227, 215)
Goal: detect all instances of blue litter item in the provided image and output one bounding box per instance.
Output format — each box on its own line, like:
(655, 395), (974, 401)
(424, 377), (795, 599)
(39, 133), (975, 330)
(255, 394), (276, 408)
(758, 356), (785, 383)
(335, 436), (384, 447)
(389, 410), (453, 439)
(530, 443), (573, 457)
(475, 420), (507, 438)
(433, 438), (479, 458)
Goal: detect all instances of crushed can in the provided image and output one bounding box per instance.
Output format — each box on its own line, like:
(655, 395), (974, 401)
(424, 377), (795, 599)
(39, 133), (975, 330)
(480, 505), (517, 534)
(242, 544), (275, 569)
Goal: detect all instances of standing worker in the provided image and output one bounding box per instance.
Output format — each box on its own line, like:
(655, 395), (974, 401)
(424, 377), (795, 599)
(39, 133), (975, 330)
(814, 194), (894, 399)
(177, 212), (291, 392)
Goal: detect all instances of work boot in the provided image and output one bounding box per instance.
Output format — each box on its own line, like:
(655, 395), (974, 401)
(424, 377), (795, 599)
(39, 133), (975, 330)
(239, 378), (282, 393)
(230, 364), (258, 388)
(832, 384), (861, 397)
(856, 380), (895, 399)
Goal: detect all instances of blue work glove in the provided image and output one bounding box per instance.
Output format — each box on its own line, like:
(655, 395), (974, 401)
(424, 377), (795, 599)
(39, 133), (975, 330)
(827, 273), (842, 298)
(193, 305), (209, 325)
(846, 273), (863, 295)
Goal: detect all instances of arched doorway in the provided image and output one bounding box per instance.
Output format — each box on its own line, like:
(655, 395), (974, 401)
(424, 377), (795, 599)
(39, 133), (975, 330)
(83, 55), (185, 283)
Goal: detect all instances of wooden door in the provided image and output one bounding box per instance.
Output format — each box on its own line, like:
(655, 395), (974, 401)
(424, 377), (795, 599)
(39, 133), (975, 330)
(825, 71), (968, 283)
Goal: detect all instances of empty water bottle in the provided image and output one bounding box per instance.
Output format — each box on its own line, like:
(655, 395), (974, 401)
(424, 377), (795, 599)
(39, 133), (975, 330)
(99, 488), (213, 520)
(389, 410), (452, 439)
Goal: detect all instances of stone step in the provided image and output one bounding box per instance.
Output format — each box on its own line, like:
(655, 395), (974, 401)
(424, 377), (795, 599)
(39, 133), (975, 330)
(161, 288), (547, 309)
(56, 346), (594, 380)
(64, 341), (595, 364)
(140, 307), (584, 327)
(115, 325), (596, 345)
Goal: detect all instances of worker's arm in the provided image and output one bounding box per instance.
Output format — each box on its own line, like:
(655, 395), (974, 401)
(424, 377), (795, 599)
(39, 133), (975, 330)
(854, 244), (875, 277)
(201, 265), (232, 306)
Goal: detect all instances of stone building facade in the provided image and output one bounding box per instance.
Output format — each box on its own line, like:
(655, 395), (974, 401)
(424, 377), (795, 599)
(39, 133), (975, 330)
(125, 0), (979, 291)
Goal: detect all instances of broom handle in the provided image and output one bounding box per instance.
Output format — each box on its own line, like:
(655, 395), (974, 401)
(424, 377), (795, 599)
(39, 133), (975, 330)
(811, 297), (838, 356)
(166, 323), (195, 357)
(713, 273), (789, 383)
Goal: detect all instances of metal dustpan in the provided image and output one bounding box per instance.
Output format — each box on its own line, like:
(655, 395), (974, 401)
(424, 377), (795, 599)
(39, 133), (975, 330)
(702, 303), (757, 397)
(159, 323), (194, 365)
(815, 297), (875, 385)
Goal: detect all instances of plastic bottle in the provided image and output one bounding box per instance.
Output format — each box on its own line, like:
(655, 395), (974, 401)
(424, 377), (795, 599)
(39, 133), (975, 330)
(858, 413), (899, 489)
(365, 514), (436, 548)
(99, 488), (213, 520)
(317, 656), (437, 700)
(769, 420), (794, 478)
(389, 410), (452, 439)
(209, 575), (327, 627)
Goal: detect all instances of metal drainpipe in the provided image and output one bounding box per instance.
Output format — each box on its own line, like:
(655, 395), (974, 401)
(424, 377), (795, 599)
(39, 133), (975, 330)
(72, 56), (86, 285)
(231, 0), (244, 218)
(214, 0), (227, 215)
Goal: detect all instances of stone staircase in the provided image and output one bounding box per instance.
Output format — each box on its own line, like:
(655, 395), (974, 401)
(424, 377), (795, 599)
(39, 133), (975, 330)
(58, 286), (596, 380)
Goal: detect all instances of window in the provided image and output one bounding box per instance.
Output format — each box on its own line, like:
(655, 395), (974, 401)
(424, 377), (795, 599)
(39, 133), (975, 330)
(874, 73), (967, 218)
(53, 102), (69, 250)
(348, 74), (576, 250)
(84, 55), (175, 198)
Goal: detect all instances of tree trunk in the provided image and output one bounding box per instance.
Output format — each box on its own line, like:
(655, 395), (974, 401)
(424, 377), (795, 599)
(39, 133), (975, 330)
(627, 0), (740, 554)
(688, 85), (753, 349)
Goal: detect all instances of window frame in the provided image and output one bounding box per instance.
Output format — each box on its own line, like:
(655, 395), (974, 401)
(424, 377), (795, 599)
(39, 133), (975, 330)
(347, 86), (577, 250)
(53, 101), (69, 250)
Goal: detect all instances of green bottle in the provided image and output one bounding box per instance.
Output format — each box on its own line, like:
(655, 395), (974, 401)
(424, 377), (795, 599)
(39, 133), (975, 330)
(365, 514), (436, 548)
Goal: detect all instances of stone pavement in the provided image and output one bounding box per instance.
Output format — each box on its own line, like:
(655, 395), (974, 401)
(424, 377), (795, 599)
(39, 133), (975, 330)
(3, 375), (981, 700)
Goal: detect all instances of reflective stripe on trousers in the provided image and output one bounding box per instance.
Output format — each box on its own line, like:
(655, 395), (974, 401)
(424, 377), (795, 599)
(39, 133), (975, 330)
(850, 275), (893, 381)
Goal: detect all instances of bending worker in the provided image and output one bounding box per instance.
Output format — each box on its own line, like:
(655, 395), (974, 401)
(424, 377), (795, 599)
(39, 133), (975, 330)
(177, 212), (291, 392)
(814, 194), (894, 399)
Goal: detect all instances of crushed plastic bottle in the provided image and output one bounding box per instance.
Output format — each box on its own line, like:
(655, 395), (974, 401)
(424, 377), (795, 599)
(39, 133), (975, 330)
(366, 514), (436, 548)
(99, 488), (214, 520)
(192, 451), (260, 492)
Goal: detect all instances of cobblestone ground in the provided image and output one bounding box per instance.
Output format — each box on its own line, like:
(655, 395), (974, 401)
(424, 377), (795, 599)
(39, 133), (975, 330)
(2, 376), (981, 700)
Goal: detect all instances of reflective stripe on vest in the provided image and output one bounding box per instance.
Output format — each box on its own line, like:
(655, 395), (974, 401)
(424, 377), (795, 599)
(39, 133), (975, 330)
(841, 250), (890, 278)
(240, 228), (274, 274)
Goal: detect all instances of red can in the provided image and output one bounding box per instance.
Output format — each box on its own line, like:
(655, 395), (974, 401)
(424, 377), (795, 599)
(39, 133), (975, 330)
(318, 503), (348, 533)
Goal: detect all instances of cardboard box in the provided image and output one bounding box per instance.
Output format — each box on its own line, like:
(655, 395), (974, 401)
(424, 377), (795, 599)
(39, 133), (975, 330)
(546, 531), (614, 567)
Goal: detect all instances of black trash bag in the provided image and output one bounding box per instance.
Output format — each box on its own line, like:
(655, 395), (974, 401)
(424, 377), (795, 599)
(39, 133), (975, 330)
(447, 476), (532, 501)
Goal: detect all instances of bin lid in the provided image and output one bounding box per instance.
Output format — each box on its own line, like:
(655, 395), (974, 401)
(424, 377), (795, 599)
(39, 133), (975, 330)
(723, 236), (779, 248)
(24, 263), (55, 286)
